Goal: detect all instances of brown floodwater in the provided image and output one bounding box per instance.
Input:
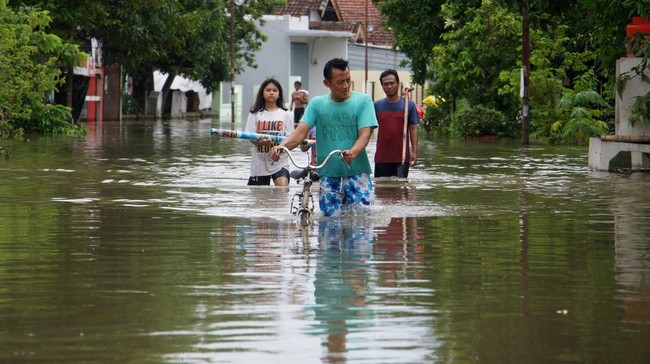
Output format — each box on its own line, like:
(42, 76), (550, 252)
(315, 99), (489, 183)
(0, 119), (648, 363)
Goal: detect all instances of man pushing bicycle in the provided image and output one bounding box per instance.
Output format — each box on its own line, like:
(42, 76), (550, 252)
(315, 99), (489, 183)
(269, 58), (378, 217)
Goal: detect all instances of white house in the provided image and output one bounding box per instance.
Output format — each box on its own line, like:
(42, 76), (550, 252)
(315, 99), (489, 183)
(214, 14), (352, 125)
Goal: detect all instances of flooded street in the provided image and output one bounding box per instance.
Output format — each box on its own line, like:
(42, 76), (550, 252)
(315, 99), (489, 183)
(1, 118), (649, 363)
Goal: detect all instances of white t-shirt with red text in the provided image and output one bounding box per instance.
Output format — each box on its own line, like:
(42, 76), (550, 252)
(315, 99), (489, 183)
(244, 108), (294, 176)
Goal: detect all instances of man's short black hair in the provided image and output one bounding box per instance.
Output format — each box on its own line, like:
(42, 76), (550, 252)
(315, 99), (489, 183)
(379, 69), (400, 85)
(323, 58), (349, 80)
(294, 81), (302, 86)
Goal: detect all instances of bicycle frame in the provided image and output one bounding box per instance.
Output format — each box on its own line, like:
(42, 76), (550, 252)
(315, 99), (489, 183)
(278, 146), (348, 225)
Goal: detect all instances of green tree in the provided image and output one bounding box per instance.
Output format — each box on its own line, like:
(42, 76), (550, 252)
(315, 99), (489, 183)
(97, 0), (283, 114)
(431, 1), (521, 121)
(578, 1), (628, 67)
(374, 0), (450, 84)
(377, 0), (638, 142)
(9, 0), (284, 115)
(0, 0), (86, 138)
(7, 0), (111, 109)
(499, 23), (599, 141)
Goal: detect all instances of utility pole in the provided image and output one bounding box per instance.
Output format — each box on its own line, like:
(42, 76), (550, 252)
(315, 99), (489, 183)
(521, 0), (530, 145)
(364, 0), (369, 94)
(229, 0), (236, 125)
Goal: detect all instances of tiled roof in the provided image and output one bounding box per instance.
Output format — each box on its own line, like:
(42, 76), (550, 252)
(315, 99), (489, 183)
(312, 21), (358, 33)
(333, 0), (392, 45)
(275, 0), (321, 18)
(274, 0), (393, 46)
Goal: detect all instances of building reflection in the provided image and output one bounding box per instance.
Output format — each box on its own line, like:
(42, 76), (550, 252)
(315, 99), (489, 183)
(611, 177), (650, 342)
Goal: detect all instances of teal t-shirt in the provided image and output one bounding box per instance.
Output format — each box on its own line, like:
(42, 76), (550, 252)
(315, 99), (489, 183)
(302, 92), (378, 177)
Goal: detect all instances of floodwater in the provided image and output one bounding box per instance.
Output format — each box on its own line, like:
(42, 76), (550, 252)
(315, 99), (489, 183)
(0, 118), (649, 363)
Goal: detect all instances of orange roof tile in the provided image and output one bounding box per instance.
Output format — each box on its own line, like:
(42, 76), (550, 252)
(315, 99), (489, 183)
(275, 0), (393, 46)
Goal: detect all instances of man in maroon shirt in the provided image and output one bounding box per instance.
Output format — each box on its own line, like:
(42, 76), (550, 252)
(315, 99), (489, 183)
(374, 69), (420, 178)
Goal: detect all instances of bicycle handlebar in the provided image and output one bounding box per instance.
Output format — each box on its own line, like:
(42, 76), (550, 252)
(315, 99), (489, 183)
(277, 146), (350, 171)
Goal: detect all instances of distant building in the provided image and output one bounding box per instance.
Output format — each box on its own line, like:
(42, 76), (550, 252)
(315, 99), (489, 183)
(274, 0), (416, 101)
(65, 39), (122, 123)
(214, 0), (418, 125)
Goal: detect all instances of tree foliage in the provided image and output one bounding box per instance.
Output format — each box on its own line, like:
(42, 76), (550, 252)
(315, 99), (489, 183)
(0, 0), (86, 138)
(9, 0), (285, 113)
(376, 0), (646, 143)
(499, 23), (597, 142)
(374, 0), (449, 84)
(553, 70), (610, 145)
(431, 1), (521, 120)
(102, 0), (285, 104)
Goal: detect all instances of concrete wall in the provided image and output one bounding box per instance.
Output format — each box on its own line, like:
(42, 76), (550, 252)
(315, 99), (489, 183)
(170, 91), (187, 119)
(588, 57), (650, 171)
(304, 37), (349, 97)
(616, 57), (650, 136)
(233, 16), (291, 122)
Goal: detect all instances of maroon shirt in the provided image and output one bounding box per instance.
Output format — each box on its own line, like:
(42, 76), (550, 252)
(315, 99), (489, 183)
(374, 98), (419, 163)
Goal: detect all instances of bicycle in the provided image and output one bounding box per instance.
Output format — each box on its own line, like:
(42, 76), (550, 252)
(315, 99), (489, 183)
(277, 146), (349, 226)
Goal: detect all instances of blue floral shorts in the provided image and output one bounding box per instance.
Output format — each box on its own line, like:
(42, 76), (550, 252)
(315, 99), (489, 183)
(318, 173), (374, 217)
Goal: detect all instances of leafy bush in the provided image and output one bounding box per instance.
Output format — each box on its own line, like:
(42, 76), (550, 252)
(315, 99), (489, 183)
(421, 95), (450, 133)
(29, 104), (87, 136)
(421, 106), (451, 133)
(450, 104), (516, 138)
(629, 91), (650, 127)
(0, 1), (86, 139)
(0, 118), (25, 140)
(550, 70), (611, 145)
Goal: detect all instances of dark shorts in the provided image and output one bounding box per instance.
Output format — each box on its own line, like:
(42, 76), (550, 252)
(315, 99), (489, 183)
(374, 163), (409, 178)
(293, 107), (305, 126)
(247, 168), (290, 186)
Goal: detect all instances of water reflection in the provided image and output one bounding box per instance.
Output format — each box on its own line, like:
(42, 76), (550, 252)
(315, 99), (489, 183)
(309, 214), (433, 363)
(313, 219), (374, 363)
(610, 175), (650, 360)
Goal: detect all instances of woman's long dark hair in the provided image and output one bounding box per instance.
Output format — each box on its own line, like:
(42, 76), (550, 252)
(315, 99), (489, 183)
(250, 78), (287, 113)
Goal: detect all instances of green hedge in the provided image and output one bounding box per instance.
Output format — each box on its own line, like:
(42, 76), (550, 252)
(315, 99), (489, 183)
(450, 105), (518, 138)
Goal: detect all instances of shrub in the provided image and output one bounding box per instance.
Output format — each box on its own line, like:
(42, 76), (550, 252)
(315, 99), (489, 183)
(551, 70), (611, 145)
(450, 105), (516, 138)
(421, 95), (450, 132)
(29, 103), (87, 136)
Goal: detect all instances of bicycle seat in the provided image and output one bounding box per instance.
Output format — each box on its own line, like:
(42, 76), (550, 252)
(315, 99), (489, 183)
(290, 169), (308, 180)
